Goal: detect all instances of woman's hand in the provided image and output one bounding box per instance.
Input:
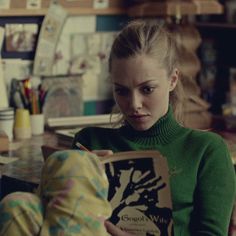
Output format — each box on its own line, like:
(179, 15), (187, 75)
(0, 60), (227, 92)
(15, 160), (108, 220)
(91, 150), (113, 166)
(105, 221), (134, 236)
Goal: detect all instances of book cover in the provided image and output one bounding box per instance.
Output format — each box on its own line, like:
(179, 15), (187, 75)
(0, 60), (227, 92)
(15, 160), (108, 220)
(101, 151), (173, 236)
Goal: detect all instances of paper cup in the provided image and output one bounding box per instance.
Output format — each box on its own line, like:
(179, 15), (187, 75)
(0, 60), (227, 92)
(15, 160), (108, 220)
(14, 109), (31, 139)
(30, 113), (44, 135)
(0, 118), (14, 141)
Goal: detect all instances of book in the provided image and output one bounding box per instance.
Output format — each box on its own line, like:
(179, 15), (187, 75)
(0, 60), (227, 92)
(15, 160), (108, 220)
(41, 146), (173, 235)
(54, 121), (121, 147)
(55, 128), (83, 147)
(47, 113), (120, 128)
(101, 151), (173, 236)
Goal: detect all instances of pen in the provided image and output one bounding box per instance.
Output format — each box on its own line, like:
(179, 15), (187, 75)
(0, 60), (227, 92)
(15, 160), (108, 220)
(75, 142), (90, 152)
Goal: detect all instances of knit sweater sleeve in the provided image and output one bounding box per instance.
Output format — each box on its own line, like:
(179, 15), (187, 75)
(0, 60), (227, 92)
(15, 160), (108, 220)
(194, 135), (236, 235)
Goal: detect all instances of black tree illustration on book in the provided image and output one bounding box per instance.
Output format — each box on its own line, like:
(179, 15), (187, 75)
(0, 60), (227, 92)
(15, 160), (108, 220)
(105, 157), (173, 236)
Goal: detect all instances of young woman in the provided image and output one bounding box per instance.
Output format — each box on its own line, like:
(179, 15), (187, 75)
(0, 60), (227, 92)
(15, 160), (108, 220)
(0, 20), (235, 236)
(72, 20), (236, 235)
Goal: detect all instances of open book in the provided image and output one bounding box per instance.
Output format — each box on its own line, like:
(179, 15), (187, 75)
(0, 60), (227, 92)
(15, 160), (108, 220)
(41, 146), (173, 236)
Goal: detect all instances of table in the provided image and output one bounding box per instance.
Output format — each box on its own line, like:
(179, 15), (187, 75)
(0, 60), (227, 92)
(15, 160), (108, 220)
(0, 132), (59, 198)
(1, 130), (236, 195)
(0, 129), (235, 234)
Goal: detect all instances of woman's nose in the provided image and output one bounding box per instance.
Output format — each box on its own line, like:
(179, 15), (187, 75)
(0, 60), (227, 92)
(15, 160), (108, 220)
(129, 93), (142, 110)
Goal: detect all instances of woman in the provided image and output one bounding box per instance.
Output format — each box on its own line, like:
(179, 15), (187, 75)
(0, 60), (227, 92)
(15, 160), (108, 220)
(72, 20), (236, 235)
(0, 20), (235, 236)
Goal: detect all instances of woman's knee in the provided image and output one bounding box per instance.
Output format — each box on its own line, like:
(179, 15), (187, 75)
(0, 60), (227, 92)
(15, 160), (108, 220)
(0, 192), (43, 235)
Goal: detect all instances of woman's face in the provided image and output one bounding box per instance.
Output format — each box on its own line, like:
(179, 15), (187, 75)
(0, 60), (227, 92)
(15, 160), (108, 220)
(111, 54), (178, 131)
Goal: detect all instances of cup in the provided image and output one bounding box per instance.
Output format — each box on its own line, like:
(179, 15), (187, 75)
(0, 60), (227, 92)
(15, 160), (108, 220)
(30, 113), (44, 135)
(0, 118), (14, 141)
(14, 108), (31, 140)
(0, 107), (15, 141)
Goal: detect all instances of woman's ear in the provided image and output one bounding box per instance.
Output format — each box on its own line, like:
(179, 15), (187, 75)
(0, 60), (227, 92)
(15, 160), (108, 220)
(169, 68), (179, 91)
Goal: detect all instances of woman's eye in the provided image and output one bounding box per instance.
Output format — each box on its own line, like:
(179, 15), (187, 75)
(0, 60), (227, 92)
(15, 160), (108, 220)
(142, 86), (155, 94)
(114, 88), (129, 96)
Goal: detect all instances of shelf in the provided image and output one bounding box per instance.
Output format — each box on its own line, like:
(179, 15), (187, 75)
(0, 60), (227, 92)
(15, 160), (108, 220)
(196, 22), (236, 29)
(0, 1), (223, 17)
(0, 7), (126, 17)
(128, 1), (223, 17)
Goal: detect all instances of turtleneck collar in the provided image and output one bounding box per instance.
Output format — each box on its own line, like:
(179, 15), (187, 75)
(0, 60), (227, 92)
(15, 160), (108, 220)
(119, 106), (183, 145)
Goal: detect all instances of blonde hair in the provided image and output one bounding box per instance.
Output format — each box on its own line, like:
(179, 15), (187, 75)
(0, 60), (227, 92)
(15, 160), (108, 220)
(109, 20), (185, 124)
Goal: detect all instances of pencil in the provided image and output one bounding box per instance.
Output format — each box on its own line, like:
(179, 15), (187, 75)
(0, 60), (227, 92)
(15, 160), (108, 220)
(75, 142), (90, 152)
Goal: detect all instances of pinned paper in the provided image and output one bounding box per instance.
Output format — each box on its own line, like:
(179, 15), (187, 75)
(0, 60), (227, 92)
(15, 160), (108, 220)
(93, 0), (109, 9)
(33, 2), (68, 76)
(0, 156), (18, 165)
(0, 59), (8, 108)
(26, 0), (41, 9)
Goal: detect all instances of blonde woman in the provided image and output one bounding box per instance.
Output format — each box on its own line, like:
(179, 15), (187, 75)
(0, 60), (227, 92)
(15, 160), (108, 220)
(73, 20), (236, 235)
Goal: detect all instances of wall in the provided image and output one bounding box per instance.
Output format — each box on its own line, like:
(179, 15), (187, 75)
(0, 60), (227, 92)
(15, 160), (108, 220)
(0, 13), (129, 117)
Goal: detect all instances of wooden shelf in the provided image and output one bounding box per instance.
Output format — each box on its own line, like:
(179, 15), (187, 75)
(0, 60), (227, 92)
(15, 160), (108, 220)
(0, 7), (126, 17)
(196, 22), (236, 29)
(128, 1), (223, 17)
(0, 1), (223, 17)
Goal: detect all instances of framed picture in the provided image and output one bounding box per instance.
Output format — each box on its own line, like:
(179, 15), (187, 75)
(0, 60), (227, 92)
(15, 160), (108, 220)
(5, 24), (38, 52)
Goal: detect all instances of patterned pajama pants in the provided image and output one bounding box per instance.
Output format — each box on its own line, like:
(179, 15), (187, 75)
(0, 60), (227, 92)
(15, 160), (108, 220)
(0, 150), (112, 236)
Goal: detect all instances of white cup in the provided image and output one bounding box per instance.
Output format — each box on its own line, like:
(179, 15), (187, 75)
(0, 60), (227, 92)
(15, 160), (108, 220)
(0, 118), (14, 141)
(30, 113), (44, 135)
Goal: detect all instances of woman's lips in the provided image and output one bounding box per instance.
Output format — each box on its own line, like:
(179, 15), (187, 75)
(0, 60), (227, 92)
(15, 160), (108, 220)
(128, 114), (149, 122)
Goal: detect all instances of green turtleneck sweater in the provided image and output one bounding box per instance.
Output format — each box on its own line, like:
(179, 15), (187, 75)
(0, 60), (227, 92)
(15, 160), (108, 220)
(72, 108), (236, 236)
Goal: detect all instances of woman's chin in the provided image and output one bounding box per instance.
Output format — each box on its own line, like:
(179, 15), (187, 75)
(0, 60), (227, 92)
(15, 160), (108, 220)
(130, 122), (153, 131)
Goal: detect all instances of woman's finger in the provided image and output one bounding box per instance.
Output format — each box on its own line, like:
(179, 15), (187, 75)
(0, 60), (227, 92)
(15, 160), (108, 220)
(105, 221), (133, 236)
(92, 150), (113, 157)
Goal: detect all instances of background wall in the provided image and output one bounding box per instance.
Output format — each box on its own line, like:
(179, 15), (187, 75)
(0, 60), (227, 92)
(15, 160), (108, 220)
(0, 13), (130, 117)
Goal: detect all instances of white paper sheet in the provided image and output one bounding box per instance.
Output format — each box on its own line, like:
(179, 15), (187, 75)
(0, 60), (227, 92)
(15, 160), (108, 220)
(52, 15), (96, 75)
(26, 0), (41, 9)
(0, 0), (10, 9)
(0, 156), (18, 164)
(0, 59), (8, 108)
